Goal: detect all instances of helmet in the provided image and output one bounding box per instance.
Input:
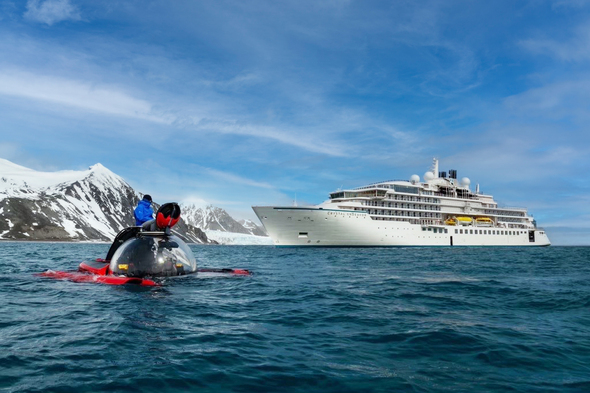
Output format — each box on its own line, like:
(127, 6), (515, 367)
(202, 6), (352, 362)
(156, 202), (181, 229)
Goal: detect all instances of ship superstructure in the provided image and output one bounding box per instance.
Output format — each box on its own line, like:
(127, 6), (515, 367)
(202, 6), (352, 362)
(253, 158), (550, 247)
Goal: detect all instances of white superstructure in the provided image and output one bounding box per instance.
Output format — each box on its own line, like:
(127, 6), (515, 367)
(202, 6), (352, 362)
(253, 158), (550, 247)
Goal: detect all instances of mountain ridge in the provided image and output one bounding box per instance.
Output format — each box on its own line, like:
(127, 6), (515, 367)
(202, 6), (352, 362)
(0, 159), (266, 243)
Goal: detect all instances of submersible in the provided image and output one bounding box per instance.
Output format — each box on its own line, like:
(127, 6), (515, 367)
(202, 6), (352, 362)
(39, 202), (250, 286)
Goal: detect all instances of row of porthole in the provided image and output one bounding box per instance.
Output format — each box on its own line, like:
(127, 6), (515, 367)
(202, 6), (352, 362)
(454, 229), (524, 236)
(327, 212), (363, 216)
(422, 227), (449, 234)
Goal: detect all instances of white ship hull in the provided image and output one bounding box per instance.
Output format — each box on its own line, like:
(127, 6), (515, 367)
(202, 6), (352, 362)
(253, 206), (551, 247)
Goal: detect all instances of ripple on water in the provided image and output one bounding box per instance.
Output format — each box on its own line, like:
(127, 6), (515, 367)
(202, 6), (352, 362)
(0, 243), (589, 392)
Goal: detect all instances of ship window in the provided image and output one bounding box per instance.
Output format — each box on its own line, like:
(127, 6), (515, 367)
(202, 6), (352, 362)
(455, 229), (458, 234)
(393, 185), (419, 194)
(460, 229), (463, 234)
(470, 230), (473, 234)
(298, 232), (308, 238)
(422, 227), (426, 231)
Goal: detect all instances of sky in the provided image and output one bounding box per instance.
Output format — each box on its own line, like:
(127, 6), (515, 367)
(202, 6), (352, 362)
(0, 0), (589, 245)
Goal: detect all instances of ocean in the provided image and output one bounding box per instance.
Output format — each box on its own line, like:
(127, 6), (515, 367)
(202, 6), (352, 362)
(1, 243), (589, 392)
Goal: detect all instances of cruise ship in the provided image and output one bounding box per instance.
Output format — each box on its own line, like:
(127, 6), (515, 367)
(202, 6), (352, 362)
(252, 159), (550, 247)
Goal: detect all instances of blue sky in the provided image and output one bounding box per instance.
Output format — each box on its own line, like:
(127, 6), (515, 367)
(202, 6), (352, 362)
(0, 0), (589, 244)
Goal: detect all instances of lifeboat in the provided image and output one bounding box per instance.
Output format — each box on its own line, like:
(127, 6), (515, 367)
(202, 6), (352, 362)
(456, 216), (473, 225)
(475, 217), (493, 227)
(444, 218), (457, 226)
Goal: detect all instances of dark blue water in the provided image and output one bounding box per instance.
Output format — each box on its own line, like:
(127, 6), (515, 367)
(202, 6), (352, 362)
(1, 243), (589, 392)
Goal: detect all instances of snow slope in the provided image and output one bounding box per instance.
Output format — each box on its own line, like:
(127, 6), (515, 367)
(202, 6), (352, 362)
(0, 160), (139, 240)
(0, 158), (265, 244)
(204, 230), (273, 245)
(181, 204), (266, 236)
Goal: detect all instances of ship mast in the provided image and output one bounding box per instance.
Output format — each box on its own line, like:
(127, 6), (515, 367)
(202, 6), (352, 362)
(431, 158), (439, 179)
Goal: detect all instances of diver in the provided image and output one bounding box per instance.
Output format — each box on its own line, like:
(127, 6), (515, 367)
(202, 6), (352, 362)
(134, 194), (154, 225)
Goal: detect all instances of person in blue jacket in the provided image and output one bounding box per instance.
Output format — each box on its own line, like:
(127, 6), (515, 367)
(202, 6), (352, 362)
(134, 194), (154, 225)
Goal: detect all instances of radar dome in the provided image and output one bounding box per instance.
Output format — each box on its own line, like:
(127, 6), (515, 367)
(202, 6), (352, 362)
(460, 177), (471, 187)
(410, 174), (420, 184)
(424, 171), (435, 181)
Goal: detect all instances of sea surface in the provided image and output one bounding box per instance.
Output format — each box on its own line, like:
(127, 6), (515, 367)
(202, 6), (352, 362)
(1, 243), (589, 393)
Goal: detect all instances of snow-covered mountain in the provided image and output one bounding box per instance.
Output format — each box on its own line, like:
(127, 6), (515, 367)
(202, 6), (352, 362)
(181, 204), (266, 237)
(0, 158), (256, 243)
(239, 219), (267, 237)
(0, 159), (140, 241)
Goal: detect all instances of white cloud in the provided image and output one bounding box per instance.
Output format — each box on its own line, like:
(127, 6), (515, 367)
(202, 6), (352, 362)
(503, 79), (590, 121)
(520, 23), (590, 62)
(24, 0), (81, 25)
(552, 0), (590, 9)
(178, 197), (210, 209)
(0, 69), (170, 123)
(0, 142), (20, 161)
(201, 167), (275, 189)
(188, 119), (349, 157)
(0, 68), (351, 156)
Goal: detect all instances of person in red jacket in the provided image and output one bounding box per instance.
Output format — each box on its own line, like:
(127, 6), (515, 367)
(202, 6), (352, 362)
(134, 195), (154, 225)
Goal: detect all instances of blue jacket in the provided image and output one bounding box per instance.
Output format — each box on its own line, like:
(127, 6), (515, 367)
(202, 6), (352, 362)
(134, 199), (154, 225)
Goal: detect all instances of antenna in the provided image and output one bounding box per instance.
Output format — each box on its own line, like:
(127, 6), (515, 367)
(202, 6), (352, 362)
(293, 193), (298, 207)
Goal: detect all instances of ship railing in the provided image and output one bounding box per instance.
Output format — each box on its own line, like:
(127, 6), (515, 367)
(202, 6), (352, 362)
(488, 206), (528, 211)
(354, 180), (408, 190)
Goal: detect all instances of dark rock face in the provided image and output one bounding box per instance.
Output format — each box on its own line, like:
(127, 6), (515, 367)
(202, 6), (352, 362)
(0, 198), (71, 240)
